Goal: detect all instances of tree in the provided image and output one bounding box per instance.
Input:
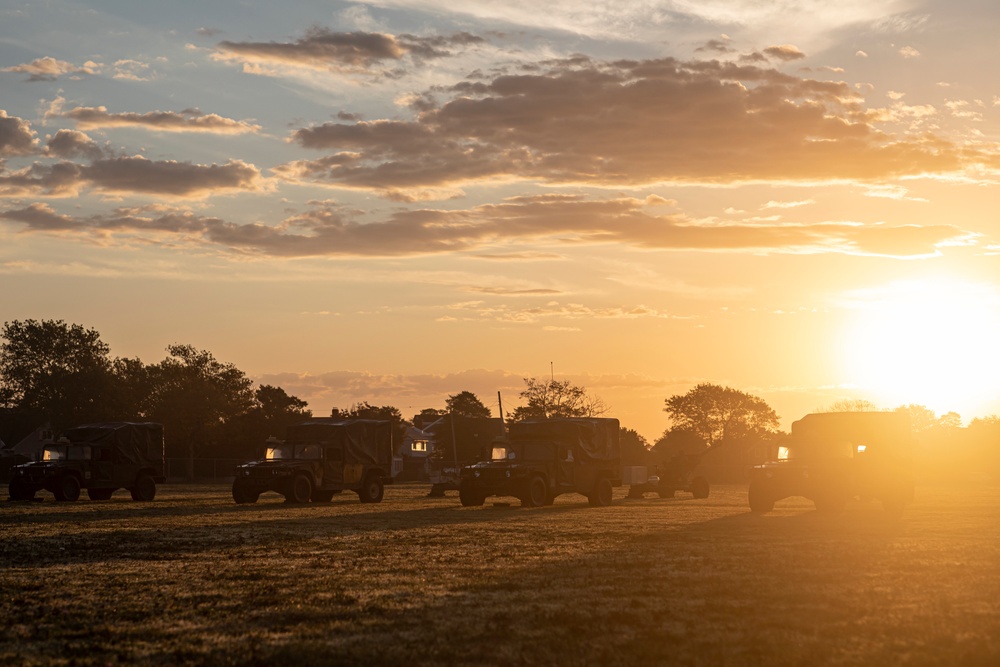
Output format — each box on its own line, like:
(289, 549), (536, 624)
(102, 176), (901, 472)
(620, 427), (650, 466)
(663, 383), (779, 446)
(0, 319), (116, 429)
(509, 378), (608, 421)
(821, 398), (882, 413)
(331, 401), (409, 450)
(445, 391), (492, 419)
(893, 404), (938, 432)
(146, 344), (256, 479)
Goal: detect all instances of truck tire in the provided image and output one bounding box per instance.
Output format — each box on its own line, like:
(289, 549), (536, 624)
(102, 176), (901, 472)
(428, 484), (447, 497)
(87, 488), (114, 501)
(588, 476), (613, 507)
(54, 475), (81, 502)
(358, 474), (384, 503)
(459, 483), (485, 507)
(8, 477), (36, 501)
(232, 481), (260, 504)
(130, 475), (157, 502)
(691, 476), (710, 499)
(521, 475), (548, 508)
(287, 474), (313, 503)
(748, 480), (774, 513)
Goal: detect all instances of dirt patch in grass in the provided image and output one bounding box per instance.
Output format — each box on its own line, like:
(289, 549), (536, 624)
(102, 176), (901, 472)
(2, 483), (998, 665)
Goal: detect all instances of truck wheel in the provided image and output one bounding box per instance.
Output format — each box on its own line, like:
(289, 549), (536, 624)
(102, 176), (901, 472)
(691, 477), (710, 499)
(54, 475), (81, 502)
(428, 484), (446, 497)
(748, 480), (774, 513)
(87, 488), (114, 501)
(588, 477), (613, 507)
(459, 483), (485, 507)
(522, 475), (548, 508)
(130, 475), (156, 502)
(8, 478), (36, 501)
(232, 482), (260, 504)
(311, 490), (335, 503)
(358, 474), (384, 503)
(287, 474), (313, 503)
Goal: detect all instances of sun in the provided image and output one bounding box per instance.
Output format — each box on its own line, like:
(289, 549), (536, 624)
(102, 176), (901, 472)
(839, 278), (1000, 419)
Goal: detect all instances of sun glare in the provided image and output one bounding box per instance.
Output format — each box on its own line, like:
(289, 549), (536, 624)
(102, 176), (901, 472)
(840, 279), (1000, 419)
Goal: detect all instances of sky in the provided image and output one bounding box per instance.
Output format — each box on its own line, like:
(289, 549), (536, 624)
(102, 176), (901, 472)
(2, 0), (999, 442)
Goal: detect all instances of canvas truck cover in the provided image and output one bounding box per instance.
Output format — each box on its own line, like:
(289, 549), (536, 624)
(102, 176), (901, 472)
(790, 412), (912, 454)
(60, 422), (165, 466)
(285, 419), (393, 468)
(508, 418), (621, 462)
(429, 416), (506, 462)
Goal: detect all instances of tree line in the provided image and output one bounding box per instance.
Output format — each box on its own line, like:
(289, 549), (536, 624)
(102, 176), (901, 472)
(2, 319), (996, 481)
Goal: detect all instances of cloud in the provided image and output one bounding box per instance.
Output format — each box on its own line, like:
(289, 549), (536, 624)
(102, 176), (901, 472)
(761, 199), (815, 210)
(1, 56), (99, 81)
(763, 44), (805, 61)
(214, 28), (485, 77)
(278, 56), (982, 194)
(0, 193), (974, 259)
(60, 106), (262, 134)
(0, 111), (39, 156)
(112, 59), (153, 81)
(45, 129), (105, 160)
(898, 46), (920, 58)
(0, 156), (263, 199)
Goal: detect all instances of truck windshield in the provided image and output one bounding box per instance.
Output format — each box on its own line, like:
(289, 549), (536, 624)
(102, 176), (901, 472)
(266, 445), (294, 460)
(42, 445), (91, 461)
(491, 446), (509, 461)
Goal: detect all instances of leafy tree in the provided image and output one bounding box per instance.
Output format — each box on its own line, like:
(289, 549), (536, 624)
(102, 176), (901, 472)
(146, 344), (256, 479)
(651, 427), (708, 460)
(821, 398), (882, 413)
(620, 427), (650, 466)
(445, 391), (492, 419)
(412, 408), (447, 428)
(893, 404), (938, 432)
(509, 378), (608, 421)
(663, 383), (779, 446)
(331, 401), (409, 449)
(0, 319), (116, 429)
(221, 384), (312, 458)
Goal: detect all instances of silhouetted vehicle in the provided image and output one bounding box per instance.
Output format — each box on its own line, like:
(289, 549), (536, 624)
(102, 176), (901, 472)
(232, 419), (396, 504)
(748, 411), (915, 515)
(423, 415), (506, 496)
(7, 422), (165, 502)
(459, 418), (621, 507)
(626, 451), (710, 499)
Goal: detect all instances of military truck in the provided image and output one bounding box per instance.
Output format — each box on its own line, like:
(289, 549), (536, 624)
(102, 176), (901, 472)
(232, 419), (395, 504)
(459, 417), (621, 507)
(7, 422), (165, 502)
(423, 415), (506, 496)
(748, 411), (915, 515)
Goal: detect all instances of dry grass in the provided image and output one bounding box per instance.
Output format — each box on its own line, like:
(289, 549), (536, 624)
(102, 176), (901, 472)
(1, 482), (998, 666)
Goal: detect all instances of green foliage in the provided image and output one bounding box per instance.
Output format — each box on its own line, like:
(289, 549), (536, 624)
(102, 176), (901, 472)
(445, 391), (492, 419)
(619, 427), (650, 466)
(0, 319), (115, 429)
(509, 378), (607, 421)
(663, 383), (779, 446)
(331, 401), (409, 447)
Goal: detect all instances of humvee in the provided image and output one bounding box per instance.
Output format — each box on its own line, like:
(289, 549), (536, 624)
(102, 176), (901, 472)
(748, 411), (914, 514)
(8, 422), (165, 502)
(459, 418), (621, 507)
(232, 419), (395, 504)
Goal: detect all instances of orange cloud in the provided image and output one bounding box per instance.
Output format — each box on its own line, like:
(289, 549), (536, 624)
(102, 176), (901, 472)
(279, 56), (982, 193)
(0, 194), (975, 259)
(61, 106), (261, 134)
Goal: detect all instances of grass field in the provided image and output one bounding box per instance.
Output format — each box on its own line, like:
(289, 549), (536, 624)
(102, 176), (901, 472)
(1, 482), (998, 666)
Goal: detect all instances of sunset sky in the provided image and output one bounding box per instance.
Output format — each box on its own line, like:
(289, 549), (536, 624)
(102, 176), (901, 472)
(2, 1), (999, 441)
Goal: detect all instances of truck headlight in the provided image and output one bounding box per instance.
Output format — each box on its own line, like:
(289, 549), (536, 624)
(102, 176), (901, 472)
(505, 470), (511, 478)
(474, 470), (480, 478)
